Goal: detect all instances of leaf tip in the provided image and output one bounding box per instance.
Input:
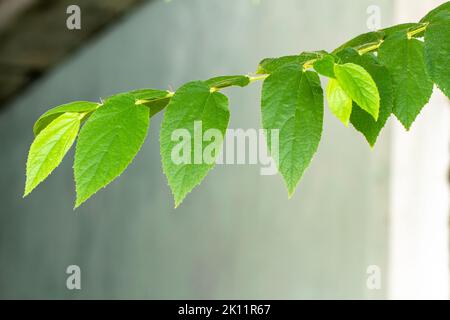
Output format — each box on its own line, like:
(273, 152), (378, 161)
(74, 196), (85, 209)
(286, 183), (297, 199)
(398, 118), (412, 131)
(173, 194), (185, 209)
(23, 179), (35, 198)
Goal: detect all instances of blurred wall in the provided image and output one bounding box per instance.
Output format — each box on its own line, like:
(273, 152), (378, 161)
(389, 0), (449, 300)
(0, 0), (393, 299)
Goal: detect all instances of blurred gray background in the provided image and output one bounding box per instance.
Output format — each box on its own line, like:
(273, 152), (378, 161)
(0, 0), (395, 299)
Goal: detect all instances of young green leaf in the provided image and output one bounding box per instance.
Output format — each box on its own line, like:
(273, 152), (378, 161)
(33, 101), (99, 136)
(379, 34), (433, 130)
(74, 93), (150, 208)
(204, 75), (250, 89)
(314, 54), (336, 78)
(334, 63), (380, 121)
(326, 79), (352, 126)
(160, 81), (229, 207)
(25, 112), (82, 197)
(261, 66), (323, 197)
(424, 12), (450, 99)
(337, 48), (393, 147)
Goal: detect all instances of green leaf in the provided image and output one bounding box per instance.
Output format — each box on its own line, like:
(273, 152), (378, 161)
(334, 63), (380, 121)
(129, 88), (171, 101)
(160, 81), (229, 207)
(379, 34), (433, 129)
(261, 66), (323, 196)
(314, 54), (336, 78)
(420, 1), (450, 23)
(424, 12), (450, 99)
(204, 75), (250, 89)
(33, 101), (99, 136)
(146, 97), (172, 118)
(381, 23), (421, 38)
(332, 31), (384, 54)
(326, 78), (352, 126)
(129, 88), (172, 117)
(337, 48), (393, 146)
(74, 93), (150, 208)
(25, 112), (82, 197)
(256, 51), (325, 74)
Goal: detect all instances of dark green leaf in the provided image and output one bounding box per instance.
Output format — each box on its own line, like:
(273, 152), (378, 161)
(420, 1), (450, 23)
(129, 88), (172, 117)
(261, 66), (323, 196)
(379, 34), (433, 129)
(256, 51), (325, 74)
(424, 11), (450, 99)
(381, 23), (421, 38)
(204, 75), (250, 89)
(129, 88), (170, 101)
(314, 54), (336, 78)
(332, 31), (384, 54)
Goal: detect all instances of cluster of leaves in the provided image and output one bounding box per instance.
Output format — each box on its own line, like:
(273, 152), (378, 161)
(25, 3), (450, 208)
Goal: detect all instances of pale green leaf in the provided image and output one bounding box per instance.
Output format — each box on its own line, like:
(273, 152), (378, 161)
(160, 81), (229, 207)
(334, 63), (380, 121)
(337, 48), (393, 147)
(25, 112), (82, 196)
(261, 66), (323, 196)
(33, 101), (99, 136)
(74, 93), (150, 208)
(326, 78), (352, 126)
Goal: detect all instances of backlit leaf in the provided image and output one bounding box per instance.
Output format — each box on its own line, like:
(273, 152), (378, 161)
(74, 93), (150, 207)
(25, 112), (82, 196)
(337, 48), (393, 146)
(334, 63), (380, 121)
(33, 101), (98, 136)
(326, 78), (352, 126)
(160, 81), (229, 207)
